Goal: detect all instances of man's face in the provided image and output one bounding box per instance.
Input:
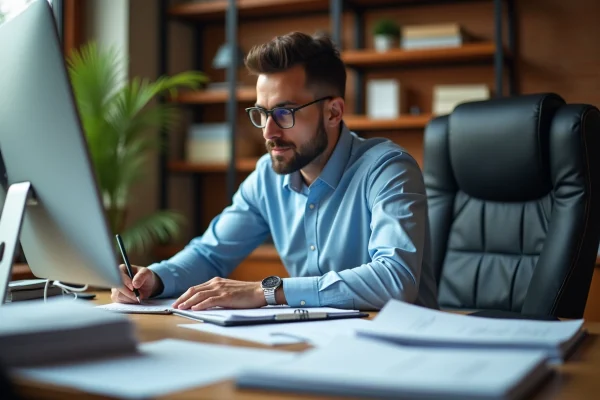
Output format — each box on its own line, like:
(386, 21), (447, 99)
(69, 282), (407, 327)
(255, 65), (328, 175)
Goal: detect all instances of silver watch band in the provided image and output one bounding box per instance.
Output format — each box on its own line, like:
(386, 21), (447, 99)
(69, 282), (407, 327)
(264, 288), (277, 305)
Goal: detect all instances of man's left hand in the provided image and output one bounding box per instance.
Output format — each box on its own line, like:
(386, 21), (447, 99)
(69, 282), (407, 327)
(171, 277), (266, 311)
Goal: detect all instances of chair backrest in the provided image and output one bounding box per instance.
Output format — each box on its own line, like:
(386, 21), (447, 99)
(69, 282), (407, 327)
(423, 93), (600, 319)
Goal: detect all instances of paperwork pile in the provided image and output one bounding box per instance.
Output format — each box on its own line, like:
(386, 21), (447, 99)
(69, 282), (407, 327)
(0, 298), (137, 367)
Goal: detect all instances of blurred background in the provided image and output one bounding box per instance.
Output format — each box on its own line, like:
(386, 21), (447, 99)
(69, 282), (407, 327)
(2, 0), (599, 317)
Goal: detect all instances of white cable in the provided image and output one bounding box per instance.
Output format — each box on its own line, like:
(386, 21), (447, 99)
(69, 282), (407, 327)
(43, 279), (51, 303)
(43, 281), (88, 302)
(53, 281), (88, 293)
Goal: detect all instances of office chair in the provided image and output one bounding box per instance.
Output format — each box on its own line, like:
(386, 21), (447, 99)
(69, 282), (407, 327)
(423, 93), (600, 319)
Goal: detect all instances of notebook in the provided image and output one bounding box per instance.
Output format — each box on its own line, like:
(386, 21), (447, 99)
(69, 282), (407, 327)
(355, 299), (586, 361)
(97, 300), (368, 327)
(236, 336), (552, 400)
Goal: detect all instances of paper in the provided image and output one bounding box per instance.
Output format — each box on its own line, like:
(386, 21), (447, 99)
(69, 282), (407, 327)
(97, 299), (177, 314)
(15, 339), (296, 399)
(174, 305), (360, 323)
(356, 299), (585, 360)
(98, 300), (360, 322)
(179, 318), (372, 347)
(366, 299), (583, 343)
(236, 336), (551, 400)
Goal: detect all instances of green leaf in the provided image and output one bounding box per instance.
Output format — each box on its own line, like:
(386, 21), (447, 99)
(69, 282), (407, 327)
(120, 211), (186, 255)
(66, 41), (207, 249)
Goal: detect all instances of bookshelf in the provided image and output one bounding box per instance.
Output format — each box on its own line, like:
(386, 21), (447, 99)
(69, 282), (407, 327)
(173, 87), (256, 104)
(168, 158), (259, 173)
(342, 42), (504, 68)
(168, 0), (330, 20)
(157, 0), (517, 274)
(344, 114), (431, 131)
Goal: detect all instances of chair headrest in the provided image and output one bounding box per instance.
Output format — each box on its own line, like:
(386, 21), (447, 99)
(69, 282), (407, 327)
(449, 93), (566, 201)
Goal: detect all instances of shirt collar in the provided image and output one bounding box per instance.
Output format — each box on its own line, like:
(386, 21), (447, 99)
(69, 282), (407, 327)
(283, 122), (353, 193)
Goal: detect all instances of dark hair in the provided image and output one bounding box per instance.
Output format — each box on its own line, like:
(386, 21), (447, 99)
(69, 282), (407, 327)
(244, 32), (346, 99)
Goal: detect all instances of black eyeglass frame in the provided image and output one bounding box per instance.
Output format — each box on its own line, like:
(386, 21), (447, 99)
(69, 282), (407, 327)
(245, 96), (333, 129)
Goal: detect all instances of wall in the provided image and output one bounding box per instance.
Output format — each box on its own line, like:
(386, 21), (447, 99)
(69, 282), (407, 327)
(84, 0), (129, 83)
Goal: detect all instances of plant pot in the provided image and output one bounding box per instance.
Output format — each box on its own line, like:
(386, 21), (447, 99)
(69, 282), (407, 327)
(374, 34), (397, 52)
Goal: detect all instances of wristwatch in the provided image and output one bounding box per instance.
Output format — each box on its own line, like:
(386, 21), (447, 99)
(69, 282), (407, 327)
(261, 275), (282, 306)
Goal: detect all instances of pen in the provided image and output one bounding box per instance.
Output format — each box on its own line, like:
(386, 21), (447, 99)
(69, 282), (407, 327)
(115, 234), (141, 304)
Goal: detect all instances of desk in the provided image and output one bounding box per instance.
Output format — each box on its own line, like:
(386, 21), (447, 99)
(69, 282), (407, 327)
(13, 291), (600, 399)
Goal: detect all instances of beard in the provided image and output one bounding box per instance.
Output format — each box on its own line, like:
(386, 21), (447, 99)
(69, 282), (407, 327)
(266, 114), (328, 175)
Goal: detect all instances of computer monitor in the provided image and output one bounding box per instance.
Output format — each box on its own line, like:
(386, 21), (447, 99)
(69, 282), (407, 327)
(0, 0), (123, 303)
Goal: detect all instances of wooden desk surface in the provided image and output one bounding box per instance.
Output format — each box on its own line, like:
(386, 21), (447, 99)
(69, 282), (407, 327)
(13, 291), (600, 399)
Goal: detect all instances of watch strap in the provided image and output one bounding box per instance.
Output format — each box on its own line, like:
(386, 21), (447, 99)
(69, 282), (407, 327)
(264, 288), (277, 305)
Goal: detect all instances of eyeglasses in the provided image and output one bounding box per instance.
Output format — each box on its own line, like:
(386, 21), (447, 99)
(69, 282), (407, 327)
(245, 96), (332, 129)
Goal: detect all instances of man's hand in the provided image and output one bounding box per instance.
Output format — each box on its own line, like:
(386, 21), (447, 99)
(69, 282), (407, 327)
(111, 265), (163, 304)
(171, 277), (267, 311)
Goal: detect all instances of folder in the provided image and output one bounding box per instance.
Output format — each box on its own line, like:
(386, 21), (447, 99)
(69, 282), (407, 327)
(97, 300), (368, 327)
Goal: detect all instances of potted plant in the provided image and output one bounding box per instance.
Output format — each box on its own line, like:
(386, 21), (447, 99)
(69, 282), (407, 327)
(67, 42), (208, 254)
(373, 19), (400, 52)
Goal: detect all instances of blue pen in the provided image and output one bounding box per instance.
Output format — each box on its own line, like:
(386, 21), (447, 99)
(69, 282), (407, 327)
(115, 234), (141, 304)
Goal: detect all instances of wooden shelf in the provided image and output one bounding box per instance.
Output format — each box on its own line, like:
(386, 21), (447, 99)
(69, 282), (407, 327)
(154, 243), (280, 261)
(344, 114), (432, 131)
(11, 263), (35, 281)
(173, 88), (256, 105)
(168, 0), (329, 21)
(169, 158), (260, 174)
(342, 42), (502, 68)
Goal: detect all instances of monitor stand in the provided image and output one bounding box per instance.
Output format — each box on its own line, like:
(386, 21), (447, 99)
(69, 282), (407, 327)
(0, 182), (36, 306)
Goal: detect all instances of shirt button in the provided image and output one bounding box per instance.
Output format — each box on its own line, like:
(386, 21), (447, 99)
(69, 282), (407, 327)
(310, 245), (315, 251)
(300, 300), (306, 306)
(309, 204), (315, 210)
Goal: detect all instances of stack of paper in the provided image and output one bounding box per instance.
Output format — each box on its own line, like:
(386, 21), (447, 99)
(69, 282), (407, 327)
(356, 299), (586, 361)
(236, 336), (551, 400)
(16, 338), (296, 399)
(0, 297), (137, 367)
(5, 279), (62, 302)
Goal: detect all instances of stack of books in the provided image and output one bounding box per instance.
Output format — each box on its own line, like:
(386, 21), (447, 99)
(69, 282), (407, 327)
(401, 23), (473, 50)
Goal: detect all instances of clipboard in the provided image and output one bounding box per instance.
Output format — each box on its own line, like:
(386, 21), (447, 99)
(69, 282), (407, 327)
(97, 301), (369, 327)
(172, 308), (370, 327)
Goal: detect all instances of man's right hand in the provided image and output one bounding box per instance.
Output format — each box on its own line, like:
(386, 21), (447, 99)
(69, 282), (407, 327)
(111, 265), (163, 304)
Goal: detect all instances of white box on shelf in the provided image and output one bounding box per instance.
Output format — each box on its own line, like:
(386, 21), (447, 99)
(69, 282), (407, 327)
(367, 79), (404, 119)
(432, 84), (490, 115)
(186, 123), (230, 163)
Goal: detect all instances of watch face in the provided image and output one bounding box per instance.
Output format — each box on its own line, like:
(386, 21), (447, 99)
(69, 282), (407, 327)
(261, 275), (281, 289)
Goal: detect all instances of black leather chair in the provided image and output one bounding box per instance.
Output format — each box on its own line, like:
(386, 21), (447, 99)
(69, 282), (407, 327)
(424, 93), (600, 319)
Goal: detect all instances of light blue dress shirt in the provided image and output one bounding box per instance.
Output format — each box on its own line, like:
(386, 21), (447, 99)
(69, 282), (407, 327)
(149, 122), (439, 311)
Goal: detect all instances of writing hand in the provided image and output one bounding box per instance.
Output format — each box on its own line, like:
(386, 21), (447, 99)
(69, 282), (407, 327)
(171, 277), (266, 311)
(110, 265), (162, 304)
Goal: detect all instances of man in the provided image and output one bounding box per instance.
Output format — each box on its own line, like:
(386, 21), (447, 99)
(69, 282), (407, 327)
(111, 32), (439, 311)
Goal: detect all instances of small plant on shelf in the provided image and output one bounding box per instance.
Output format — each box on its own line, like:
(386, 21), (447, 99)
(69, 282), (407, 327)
(373, 19), (401, 52)
(67, 42), (208, 254)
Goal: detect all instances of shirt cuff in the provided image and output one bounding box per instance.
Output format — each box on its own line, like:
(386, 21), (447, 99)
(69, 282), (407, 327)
(147, 261), (179, 298)
(282, 277), (320, 307)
